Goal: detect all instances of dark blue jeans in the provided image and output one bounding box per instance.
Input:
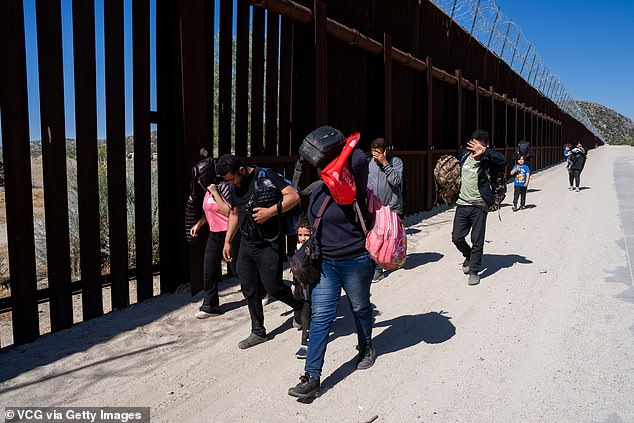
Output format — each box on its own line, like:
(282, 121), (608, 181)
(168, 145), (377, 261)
(305, 252), (373, 378)
(452, 205), (487, 274)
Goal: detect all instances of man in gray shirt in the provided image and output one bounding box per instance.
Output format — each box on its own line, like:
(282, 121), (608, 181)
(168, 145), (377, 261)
(368, 137), (404, 282)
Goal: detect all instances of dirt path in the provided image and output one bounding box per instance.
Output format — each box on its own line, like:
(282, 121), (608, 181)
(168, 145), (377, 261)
(1, 146), (633, 422)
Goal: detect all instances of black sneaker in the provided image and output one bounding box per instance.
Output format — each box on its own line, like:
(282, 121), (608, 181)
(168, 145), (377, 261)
(238, 333), (267, 349)
(293, 309), (303, 330)
(372, 269), (384, 283)
(356, 345), (377, 370)
(462, 258), (470, 275)
(288, 372), (320, 399)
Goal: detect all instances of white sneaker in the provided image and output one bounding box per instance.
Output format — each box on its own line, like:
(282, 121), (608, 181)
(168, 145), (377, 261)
(261, 295), (270, 306)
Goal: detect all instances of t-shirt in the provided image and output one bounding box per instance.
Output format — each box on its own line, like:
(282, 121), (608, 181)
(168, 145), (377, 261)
(228, 166), (289, 242)
(512, 164), (530, 187)
(202, 191), (229, 233)
(456, 155), (482, 205)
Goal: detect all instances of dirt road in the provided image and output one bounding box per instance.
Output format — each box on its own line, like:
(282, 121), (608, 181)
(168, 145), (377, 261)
(1, 146), (633, 422)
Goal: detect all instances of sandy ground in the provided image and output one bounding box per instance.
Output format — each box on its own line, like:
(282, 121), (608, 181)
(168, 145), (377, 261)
(1, 146), (633, 423)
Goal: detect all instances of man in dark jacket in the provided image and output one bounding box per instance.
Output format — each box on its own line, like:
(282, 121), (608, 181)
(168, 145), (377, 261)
(452, 129), (507, 286)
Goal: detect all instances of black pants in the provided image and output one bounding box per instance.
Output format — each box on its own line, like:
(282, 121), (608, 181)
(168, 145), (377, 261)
(237, 238), (303, 337)
(569, 169), (581, 188)
(452, 205), (487, 275)
(513, 186), (527, 208)
(201, 230), (226, 310)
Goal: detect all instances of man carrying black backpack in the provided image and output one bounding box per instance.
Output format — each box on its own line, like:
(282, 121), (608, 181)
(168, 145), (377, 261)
(217, 154), (304, 350)
(513, 139), (533, 162)
(452, 130), (507, 286)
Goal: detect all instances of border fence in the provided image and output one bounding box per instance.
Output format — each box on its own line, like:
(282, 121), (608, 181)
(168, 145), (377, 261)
(0, 0), (599, 348)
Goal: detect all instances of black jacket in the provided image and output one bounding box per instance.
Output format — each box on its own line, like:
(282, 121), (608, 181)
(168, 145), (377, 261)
(460, 148), (508, 207)
(570, 147), (586, 171)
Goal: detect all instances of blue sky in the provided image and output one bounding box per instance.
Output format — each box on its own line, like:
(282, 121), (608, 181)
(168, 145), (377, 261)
(3, 0), (633, 145)
(495, 0), (634, 121)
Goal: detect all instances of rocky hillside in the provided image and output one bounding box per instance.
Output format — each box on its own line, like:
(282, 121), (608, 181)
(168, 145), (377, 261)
(577, 101), (634, 145)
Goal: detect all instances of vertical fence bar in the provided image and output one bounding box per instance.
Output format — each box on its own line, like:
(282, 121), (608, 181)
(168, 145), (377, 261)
(132, 0), (153, 301)
(218, 0), (233, 155)
(204, 0), (215, 152)
(503, 94), (508, 150)
(180, 0), (210, 295)
(314, 1), (328, 126)
(265, 11), (280, 155)
(73, 0), (103, 319)
(104, 0), (130, 307)
(0, 0), (39, 345)
(157, 0), (186, 294)
(235, 0), (250, 157)
(489, 86), (495, 146)
(475, 80), (480, 128)
(251, 7), (265, 155)
(278, 17), (294, 156)
(426, 56), (434, 209)
(456, 69), (463, 148)
(384, 33), (393, 146)
(35, 0), (73, 330)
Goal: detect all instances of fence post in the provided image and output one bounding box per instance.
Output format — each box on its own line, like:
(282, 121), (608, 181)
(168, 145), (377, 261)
(456, 69), (463, 149)
(426, 56), (434, 210)
(384, 33), (393, 147)
(36, 0), (74, 330)
(490, 86), (495, 146)
(314, 1), (328, 126)
(0, 0), (39, 345)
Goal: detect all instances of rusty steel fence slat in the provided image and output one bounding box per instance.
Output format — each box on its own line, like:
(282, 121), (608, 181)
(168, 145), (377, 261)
(0, 0), (40, 346)
(36, 0), (74, 331)
(265, 12), (280, 156)
(250, 6), (265, 156)
(73, 0), (104, 320)
(156, 0), (188, 295)
(235, 0), (250, 157)
(104, 0), (130, 309)
(278, 17), (294, 156)
(132, 0), (153, 302)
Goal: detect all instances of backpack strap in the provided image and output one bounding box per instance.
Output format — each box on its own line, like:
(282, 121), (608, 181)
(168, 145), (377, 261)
(313, 195), (331, 230)
(353, 200), (369, 235)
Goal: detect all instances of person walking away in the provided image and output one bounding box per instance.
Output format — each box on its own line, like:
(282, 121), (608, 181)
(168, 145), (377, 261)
(217, 155), (304, 350)
(367, 137), (403, 282)
(569, 142), (586, 192)
(510, 155), (530, 211)
(452, 129), (507, 286)
(288, 138), (375, 399)
(291, 215), (312, 359)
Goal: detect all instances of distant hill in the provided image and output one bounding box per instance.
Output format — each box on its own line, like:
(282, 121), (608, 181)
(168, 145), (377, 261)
(577, 101), (634, 145)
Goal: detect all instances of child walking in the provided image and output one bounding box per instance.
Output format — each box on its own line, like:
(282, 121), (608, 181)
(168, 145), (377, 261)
(292, 216), (312, 359)
(510, 155), (530, 211)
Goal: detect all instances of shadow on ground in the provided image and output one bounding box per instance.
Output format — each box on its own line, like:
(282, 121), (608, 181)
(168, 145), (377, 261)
(0, 293), (194, 384)
(402, 252), (444, 269)
(480, 254), (533, 279)
(320, 311), (455, 393)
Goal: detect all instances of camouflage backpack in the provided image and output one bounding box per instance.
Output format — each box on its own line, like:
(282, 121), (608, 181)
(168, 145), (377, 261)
(433, 155), (462, 206)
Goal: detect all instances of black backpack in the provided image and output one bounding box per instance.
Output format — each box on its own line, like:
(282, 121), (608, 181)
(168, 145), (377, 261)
(513, 140), (533, 160)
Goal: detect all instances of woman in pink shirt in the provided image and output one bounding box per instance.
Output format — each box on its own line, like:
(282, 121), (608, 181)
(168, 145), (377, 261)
(190, 182), (231, 318)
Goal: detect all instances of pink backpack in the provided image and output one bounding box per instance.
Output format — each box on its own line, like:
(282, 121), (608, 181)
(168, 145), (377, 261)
(354, 189), (407, 270)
